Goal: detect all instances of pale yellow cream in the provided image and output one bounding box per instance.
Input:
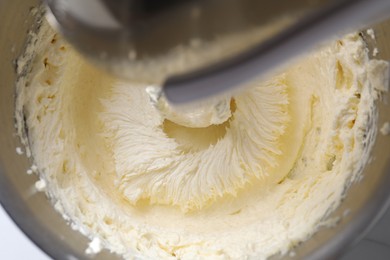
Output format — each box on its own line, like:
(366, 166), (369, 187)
(16, 22), (389, 260)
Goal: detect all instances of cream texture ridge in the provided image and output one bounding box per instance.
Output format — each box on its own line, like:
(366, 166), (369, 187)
(16, 22), (389, 259)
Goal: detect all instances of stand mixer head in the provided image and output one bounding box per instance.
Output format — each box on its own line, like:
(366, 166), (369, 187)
(45, 0), (390, 104)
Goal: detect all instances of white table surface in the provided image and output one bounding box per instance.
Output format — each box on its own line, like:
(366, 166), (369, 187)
(0, 205), (50, 260)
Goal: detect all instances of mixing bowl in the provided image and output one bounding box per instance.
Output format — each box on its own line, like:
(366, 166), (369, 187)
(1, 0), (390, 259)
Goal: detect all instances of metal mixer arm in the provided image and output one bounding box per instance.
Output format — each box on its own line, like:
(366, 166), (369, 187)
(45, 0), (390, 104)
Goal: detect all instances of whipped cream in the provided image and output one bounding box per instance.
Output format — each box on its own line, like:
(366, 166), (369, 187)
(15, 22), (389, 259)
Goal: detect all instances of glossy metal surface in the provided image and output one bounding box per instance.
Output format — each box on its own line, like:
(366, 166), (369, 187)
(45, 0), (390, 104)
(0, 1), (390, 260)
(163, 0), (390, 104)
(45, 0), (327, 81)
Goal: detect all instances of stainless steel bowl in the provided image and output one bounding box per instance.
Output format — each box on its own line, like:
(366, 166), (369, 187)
(1, 1), (390, 259)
